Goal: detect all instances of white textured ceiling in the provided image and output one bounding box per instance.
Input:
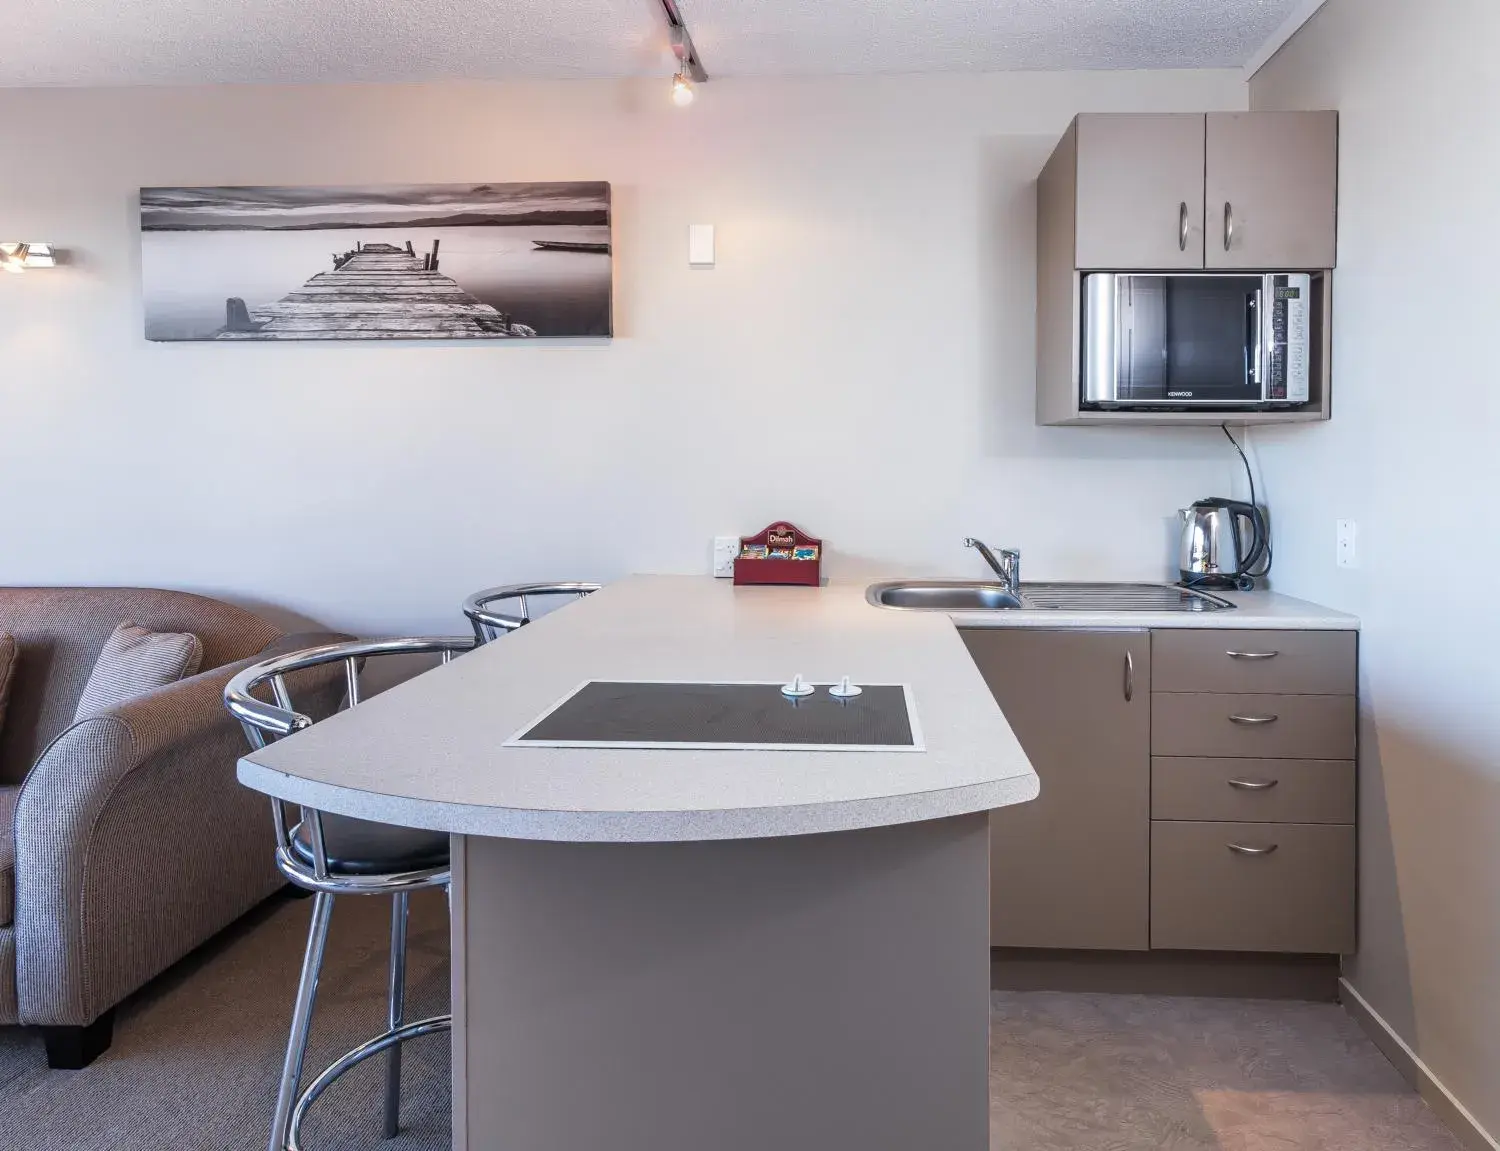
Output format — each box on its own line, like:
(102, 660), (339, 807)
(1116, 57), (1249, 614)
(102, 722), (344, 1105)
(0, 0), (1303, 87)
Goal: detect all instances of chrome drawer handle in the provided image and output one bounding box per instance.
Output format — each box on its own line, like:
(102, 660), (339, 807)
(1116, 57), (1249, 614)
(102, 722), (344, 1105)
(1228, 842), (1279, 856)
(1224, 201), (1235, 252)
(1227, 777), (1279, 791)
(1179, 201), (1189, 251)
(1226, 650), (1279, 660)
(1229, 713), (1279, 725)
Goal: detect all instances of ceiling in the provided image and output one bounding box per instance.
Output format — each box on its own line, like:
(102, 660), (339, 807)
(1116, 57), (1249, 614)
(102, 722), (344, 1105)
(0, 0), (1306, 87)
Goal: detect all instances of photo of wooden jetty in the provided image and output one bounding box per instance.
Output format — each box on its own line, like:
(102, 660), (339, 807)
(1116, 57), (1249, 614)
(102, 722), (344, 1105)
(141, 182), (612, 342)
(218, 240), (537, 340)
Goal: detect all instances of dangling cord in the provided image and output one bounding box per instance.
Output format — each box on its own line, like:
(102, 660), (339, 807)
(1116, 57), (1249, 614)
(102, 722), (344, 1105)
(1222, 423), (1272, 590)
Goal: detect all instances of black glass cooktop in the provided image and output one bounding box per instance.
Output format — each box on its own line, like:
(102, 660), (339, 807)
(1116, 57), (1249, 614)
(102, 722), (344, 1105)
(510, 681), (920, 751)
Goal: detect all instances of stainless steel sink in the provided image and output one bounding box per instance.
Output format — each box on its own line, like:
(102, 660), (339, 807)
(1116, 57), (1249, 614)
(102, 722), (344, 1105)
(867, 580), (1235, 613)
(866, 581), (1026, 612)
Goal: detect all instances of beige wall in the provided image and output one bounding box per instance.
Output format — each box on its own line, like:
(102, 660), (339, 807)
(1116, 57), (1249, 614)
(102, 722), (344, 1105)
(0, 72), (1246, 634)
(1251, 0), (1500, 1139)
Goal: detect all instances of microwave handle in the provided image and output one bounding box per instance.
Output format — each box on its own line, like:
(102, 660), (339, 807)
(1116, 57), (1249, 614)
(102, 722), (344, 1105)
(1245, 289), (1264, 391)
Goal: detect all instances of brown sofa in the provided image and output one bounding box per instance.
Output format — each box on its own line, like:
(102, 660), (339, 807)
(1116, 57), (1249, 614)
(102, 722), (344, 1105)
(0, 587), (341, 1067)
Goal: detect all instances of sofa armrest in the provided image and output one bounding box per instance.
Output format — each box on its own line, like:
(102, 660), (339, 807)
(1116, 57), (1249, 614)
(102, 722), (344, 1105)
(12, 630), (349, 1025)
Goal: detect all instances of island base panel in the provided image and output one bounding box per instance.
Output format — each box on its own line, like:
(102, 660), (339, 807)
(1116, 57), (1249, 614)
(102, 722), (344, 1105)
(452, 814), (990, 1151)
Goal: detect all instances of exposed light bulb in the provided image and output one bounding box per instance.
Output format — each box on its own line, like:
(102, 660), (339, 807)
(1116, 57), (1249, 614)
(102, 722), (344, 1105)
(671, 72), (695, 107)
(0, 243), (28, 273)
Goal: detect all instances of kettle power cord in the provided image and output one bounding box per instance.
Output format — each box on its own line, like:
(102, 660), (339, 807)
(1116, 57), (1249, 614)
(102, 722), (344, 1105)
(1220, 423), (1272, 588)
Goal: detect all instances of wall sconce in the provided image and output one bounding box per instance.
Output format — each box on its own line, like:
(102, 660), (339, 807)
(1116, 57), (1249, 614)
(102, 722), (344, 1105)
(0, 243), (59, 273)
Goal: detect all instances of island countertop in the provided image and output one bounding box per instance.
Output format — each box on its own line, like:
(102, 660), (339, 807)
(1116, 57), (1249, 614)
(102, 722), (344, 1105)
(237, 575), (1039, 843)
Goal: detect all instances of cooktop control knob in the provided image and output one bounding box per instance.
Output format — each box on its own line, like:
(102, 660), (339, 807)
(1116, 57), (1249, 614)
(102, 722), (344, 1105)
(781, 674), (815, 699)
(828, 676), (863, 699)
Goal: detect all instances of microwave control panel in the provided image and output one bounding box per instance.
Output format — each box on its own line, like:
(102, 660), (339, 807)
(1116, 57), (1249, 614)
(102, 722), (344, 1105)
(1266, 274), (1312, 403)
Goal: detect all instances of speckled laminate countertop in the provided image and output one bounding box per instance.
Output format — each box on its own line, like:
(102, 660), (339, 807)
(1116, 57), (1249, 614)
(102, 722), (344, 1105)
(237, 575), (1040, 843)
(943, 585), (1357, 631)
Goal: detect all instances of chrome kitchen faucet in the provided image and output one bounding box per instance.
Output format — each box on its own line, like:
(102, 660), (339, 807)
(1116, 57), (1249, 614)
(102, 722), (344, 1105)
(964, 538), (1021, 597)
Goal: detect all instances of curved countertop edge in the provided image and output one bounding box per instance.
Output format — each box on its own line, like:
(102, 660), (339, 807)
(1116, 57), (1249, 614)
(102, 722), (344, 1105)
(236, 758), (1040, 844)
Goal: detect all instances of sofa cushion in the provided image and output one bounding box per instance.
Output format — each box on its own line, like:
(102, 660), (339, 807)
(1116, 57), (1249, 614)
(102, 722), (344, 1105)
(73, 622), (204, 722)
(0, 588), (283, 786)
(0, 784), (17, 927)
(0, 634), (15, 743)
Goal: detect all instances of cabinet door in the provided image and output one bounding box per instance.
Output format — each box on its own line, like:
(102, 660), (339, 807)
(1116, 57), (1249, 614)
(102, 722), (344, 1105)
(1075, 114), (1205, 270)
(1205, 111), (1338, 269)
(960, 629), (1151, 950)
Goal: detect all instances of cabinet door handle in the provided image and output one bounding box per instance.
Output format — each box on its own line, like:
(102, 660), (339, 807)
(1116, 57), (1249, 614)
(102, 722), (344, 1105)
(1124, 651), (1135, 702)
(1179, 201), (1190, 252)
(1224, 201), (1235, 252)
(1228, 842), (1279, 856)
(1228, 777), (1279, 791)
(1226, 650), (1279, 660)
(1229, 713), (1279, 725)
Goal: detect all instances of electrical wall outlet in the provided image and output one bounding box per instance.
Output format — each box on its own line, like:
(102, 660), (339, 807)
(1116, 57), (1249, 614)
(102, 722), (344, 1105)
(712, 536), (739, 578)
(1336, 519), (1358, 569)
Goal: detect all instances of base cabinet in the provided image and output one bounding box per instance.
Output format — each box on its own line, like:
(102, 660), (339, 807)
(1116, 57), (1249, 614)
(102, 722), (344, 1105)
(965, 626), (1358, 958)
(961, 629), (1150, 950)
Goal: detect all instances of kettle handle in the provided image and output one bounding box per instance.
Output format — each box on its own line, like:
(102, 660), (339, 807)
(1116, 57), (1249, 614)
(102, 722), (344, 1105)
(1229, 501), (1269, 577)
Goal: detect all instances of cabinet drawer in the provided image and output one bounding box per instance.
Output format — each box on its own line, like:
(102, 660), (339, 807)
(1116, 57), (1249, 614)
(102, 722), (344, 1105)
(1152, 693), (1356, 760)
(1152, 757), (1355, 824)
(1151, 821), (1355, 953)
(1152, 630), (1356, 695)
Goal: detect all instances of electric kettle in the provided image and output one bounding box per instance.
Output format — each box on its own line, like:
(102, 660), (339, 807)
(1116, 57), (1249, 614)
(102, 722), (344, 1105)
(1178, 498), (1269, 587)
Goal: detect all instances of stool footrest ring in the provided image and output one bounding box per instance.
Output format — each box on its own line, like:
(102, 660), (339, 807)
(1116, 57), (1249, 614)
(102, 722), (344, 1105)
(284, 1014), (452, 1151)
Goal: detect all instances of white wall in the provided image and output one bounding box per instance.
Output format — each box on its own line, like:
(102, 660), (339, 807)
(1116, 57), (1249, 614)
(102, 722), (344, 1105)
(1251, 0), (1500, 1138)
(0, 72), (1246, 634)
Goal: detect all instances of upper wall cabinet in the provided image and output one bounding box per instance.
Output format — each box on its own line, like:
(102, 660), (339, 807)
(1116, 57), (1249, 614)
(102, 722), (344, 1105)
(1205, 112), (1339, 270)
(1075, 114), (1208, 269)
(1065, 111), (1339, 272)
(1036, 110), (1339, 427)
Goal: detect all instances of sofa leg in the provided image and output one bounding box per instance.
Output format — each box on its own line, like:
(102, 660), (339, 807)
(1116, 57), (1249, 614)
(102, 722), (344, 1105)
(42, 1009), (115, 1070)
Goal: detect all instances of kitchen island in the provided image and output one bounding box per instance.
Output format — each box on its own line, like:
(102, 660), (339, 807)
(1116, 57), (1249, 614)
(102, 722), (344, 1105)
(237, 575), (1038, 1151)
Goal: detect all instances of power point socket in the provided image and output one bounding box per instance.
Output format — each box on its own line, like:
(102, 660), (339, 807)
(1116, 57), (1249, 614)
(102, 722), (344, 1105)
(712, 536), (739, 578)
(1336, 520), (1358, 569)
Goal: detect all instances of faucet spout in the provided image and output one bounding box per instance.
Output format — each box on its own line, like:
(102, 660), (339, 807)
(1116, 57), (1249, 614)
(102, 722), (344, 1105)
(964, 538), (1021, 596)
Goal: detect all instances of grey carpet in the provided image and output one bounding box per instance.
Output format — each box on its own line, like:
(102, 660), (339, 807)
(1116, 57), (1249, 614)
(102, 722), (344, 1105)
(0, 892), (1464, 1150)
(0, 890), (451, 1150)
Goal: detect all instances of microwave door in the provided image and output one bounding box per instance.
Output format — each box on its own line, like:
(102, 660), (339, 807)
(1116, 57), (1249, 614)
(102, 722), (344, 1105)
(1080, 273), (1281, 408)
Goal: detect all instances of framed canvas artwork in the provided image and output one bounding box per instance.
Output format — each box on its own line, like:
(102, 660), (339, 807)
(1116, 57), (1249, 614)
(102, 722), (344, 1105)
(140, 182), (612, 341)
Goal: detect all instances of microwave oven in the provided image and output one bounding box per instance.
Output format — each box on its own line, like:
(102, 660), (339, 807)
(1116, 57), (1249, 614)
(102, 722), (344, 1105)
(1081, 272), (1312, 410)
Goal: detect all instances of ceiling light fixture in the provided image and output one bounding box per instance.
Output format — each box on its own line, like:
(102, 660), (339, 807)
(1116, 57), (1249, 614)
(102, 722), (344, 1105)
(660, 0), (707, 106)
(0, 242), (57, 273)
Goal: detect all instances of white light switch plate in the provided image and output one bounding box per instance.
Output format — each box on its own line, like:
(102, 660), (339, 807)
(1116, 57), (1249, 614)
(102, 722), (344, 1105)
(1336, 519), (1358, 568)
(712, 535), (738, 577)
(689, 224), (715, 267)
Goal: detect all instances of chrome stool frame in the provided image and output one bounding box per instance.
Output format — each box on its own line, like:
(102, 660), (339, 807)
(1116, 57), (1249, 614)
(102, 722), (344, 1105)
(226, 636), (474, 1151)
(462, 581), (601, 644)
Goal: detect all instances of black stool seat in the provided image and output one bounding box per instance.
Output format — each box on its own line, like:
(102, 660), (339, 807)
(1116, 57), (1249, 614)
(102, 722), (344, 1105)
(291, 815), (449, 877)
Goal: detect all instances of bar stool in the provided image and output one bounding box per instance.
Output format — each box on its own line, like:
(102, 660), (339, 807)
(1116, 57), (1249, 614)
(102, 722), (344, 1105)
(462, 581), (601, 644)
(225, 636), (474, 1151)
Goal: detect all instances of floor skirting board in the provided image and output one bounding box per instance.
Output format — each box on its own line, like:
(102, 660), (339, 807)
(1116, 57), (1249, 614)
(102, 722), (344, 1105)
(992, 948), (1341, 1000)
(1340, 977), (1499, 1151)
